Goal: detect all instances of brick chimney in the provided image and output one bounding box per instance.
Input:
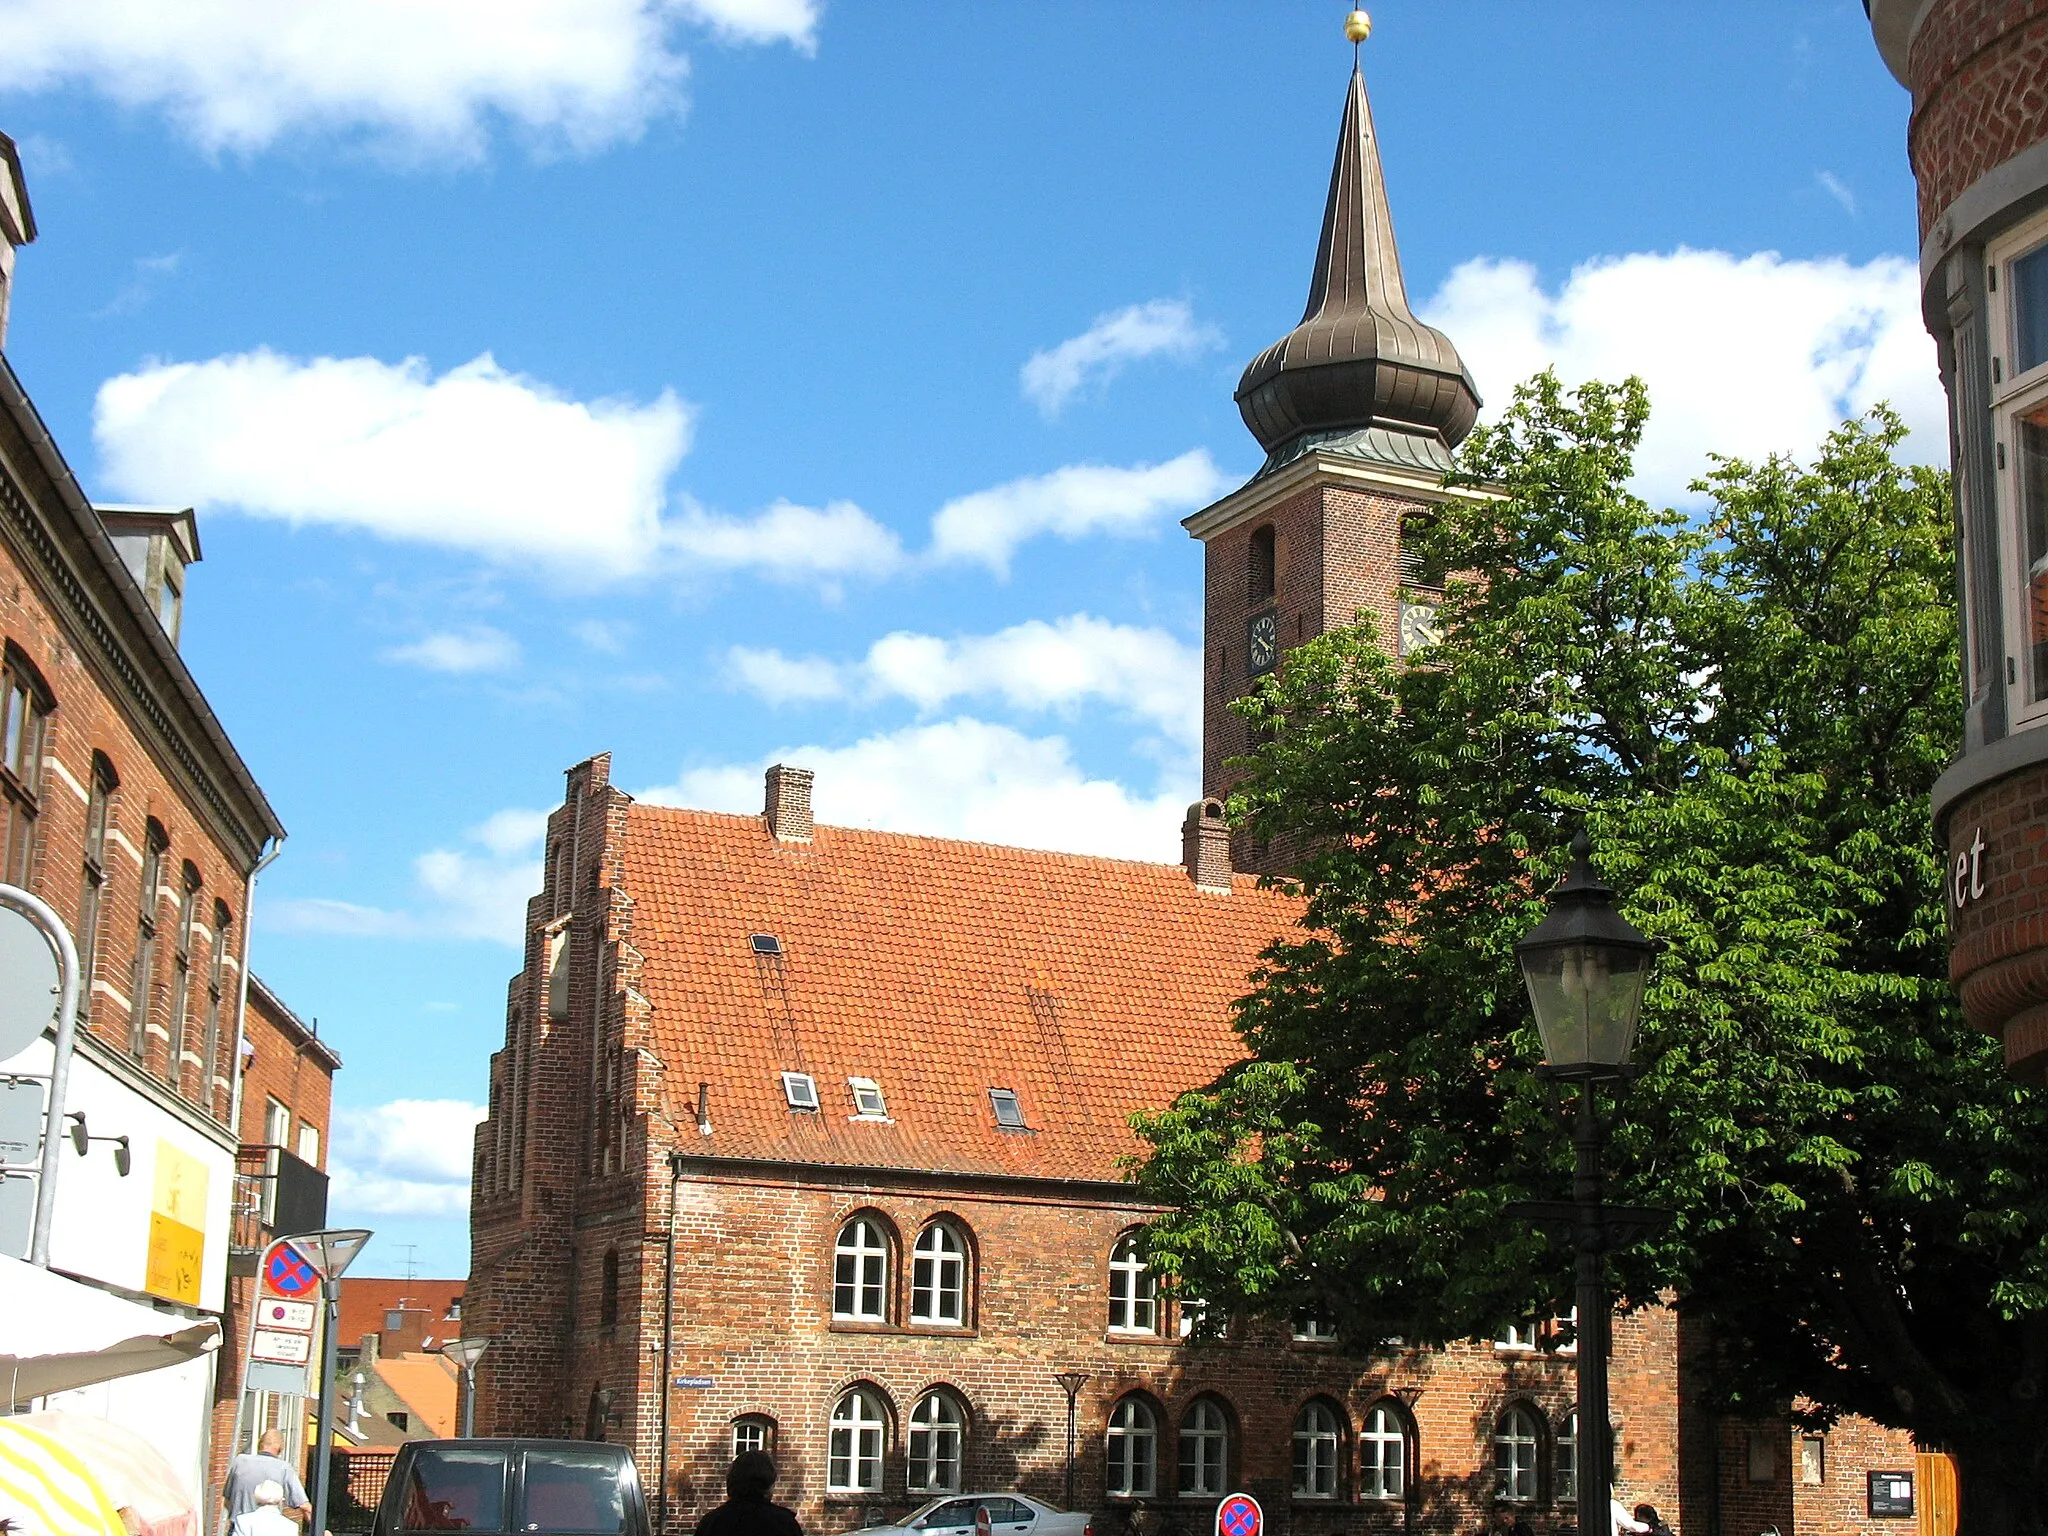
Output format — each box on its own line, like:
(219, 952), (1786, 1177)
(764, 764), (815, 843)
(1181, 799), (1233, 893)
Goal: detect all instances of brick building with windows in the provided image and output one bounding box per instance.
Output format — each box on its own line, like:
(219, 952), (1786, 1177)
(0, 127), (337, 1506)
(1866, 0), (2048, 1080)
(466, 55), (1920, 1536)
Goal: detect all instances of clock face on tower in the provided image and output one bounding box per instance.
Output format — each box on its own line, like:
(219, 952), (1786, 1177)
(1247, 610), (1279, 677)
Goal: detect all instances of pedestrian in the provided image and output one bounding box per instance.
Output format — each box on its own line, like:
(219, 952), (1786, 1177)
(693, 1453), (801, 1536)
(1633, 1504), (1674, 1536)
(222, 1432), (310, 1535)
(1609, 1497), (1651, 1536)
(233, 1483), (299, 1536)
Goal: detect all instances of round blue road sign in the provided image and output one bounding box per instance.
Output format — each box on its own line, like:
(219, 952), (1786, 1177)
(265, 1241), (319, 1298)
(1217, 1493), (1262, 1536)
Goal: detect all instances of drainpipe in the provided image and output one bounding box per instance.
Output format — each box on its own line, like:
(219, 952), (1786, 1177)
(657, 1149), (685, 1534)
(227, 838), (285, 1142)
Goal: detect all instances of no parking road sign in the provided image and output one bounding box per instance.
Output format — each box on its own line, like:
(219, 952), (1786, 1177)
(1216, 1493), (1261, 1536)
(265, 1240), (320, 1298)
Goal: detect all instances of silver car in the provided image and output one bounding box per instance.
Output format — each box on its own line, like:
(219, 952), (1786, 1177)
(848, 1494), (1092, 1536)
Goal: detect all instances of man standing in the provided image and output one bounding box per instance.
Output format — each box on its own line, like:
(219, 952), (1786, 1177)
(694, 1453), (801, 1536)
(223, 1432), (310, 1536)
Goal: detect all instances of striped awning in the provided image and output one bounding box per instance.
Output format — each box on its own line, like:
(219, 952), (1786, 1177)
(0, 1419), (126, 1536)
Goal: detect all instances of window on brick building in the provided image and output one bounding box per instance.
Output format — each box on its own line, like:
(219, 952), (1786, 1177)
(77, 755), (116, 1020)
(1361, 1403), (1407, 1501)
(129, 821), (167, 1061)
(827, 1387), (888, 1493)
(1248, 524), (1277, 606)
(203, 899), (231, 1113)
(1175, 1291), (1214, 1340)
(833, 1217), (889, 1321)
(600, 1247), (619, 1329)
(1107, 1232), (1156, 1334)
(1291, 1401), (1342, 1499)
(1291, 1313), (1336, 1342)
(1494, 1320), (1539, 1352)
(297, 1122), (319, 1166)
(166, 863), (200, 1091)
(0, 645), (50, 887)
(782, 1072), (819, 1112)
(1554, 1410), (1576, 1504)
(1493, 1406), (1541, 1503)
(911, 1222), (967, 1326)
(732, 1416), (776, 1459)
(1176, 1398), (1229, 1498)
(907, 1391), (964, 1493)
(1989, 214), (2048, 722)
(1800, 1435), (1825, 1485)
(987, 1087), (1026, 1129)
(1105, 1397), (1157, 1498)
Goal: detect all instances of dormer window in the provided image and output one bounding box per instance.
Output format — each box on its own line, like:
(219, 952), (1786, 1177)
(848, 1077), (887, 1118)
(97, 505), (201, 649)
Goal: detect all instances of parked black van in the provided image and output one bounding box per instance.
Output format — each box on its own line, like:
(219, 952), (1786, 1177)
(371, 1441), (649, 1536)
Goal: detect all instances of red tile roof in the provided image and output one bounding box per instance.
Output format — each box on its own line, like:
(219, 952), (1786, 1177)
(620, 804), (1302, 1184)
(373, 1353), (459, 1440)
(337, 1277), (466, 1348)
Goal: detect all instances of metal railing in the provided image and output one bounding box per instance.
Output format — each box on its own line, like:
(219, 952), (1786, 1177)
(231, 1142), (330, 1260)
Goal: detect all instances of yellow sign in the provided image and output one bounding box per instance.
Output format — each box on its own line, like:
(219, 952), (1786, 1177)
(143, 1142), (206, 1305)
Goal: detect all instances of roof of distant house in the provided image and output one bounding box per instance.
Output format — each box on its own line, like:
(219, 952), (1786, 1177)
(337, 1277), (466, 1349)
(618, 802), (1303, 1184)
(372, 1352), (459, 1440)
(246, 974), (343, 1072)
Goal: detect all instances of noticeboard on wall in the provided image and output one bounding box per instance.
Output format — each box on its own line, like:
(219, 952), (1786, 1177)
(1869, 1469), (1916, 1518)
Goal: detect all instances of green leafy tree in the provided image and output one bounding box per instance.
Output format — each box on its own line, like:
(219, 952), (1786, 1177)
(1130, 374), (2048, 1535)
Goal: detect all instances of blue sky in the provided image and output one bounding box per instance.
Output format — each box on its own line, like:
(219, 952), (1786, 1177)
(0, 1), (1940, 1276)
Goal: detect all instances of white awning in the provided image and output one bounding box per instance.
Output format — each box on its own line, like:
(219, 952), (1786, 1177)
(0, 1255), (220, 1403)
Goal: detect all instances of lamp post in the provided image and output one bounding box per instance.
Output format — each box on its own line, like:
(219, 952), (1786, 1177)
(442, 1336), (491, 1438)
(296, 1229), (373, 1536)
(1052, 1372), (1088, 1510)
(1511, 833), (1660, 1536)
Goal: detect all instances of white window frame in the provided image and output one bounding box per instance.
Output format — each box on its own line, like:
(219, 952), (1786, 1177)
(1107, 1233), (1157, 1334)
(1361, 1405), (1406, 1501)
(732, 1417), (773, 1458)
(828, 1389), (887, 1493)
(1555, 1410), (1577, 1505)
(1291, 1401), (1341, 1499)
(1553, 1306), (1578, 1355)
(1105, 1398), (1157, 1498)
(907, 1392), (964, 1494)
(911, 1223), (967, 1326)
(988, 1087), (1026, 1129)
(1292, 1314), (1336, 1342)
(1494, 1320), (1539, 1352)
(1494, 1406), (1541, 1504)
(833, 1218), (889, 1321)
(848, 1076), (889, 1119)
(782, 1072), (819, 1111)
(1177, 1399), (1228, 1498)
(1989, 208), (2048, 728)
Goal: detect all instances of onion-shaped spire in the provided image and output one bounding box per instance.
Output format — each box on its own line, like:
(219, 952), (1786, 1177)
(1235, 64), (1481, 477)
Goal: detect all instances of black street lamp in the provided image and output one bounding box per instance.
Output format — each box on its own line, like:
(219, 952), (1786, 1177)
(1052, 1372), (1088, 1510)
(1511, 833), (1661, 1536)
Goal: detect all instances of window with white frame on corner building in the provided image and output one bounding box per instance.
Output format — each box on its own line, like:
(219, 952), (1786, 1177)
(1990, 211), (2048, 725)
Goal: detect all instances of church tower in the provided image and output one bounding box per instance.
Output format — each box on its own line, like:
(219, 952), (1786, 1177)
(1185, 41), (1481, 870)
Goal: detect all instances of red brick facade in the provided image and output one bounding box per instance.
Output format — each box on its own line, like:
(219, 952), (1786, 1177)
(1906, 0), (2048, 236)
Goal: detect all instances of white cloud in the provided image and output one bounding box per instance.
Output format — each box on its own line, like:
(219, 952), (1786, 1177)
(382, 625), (522, 675)
(0, 0), (817, 162)
(1816, 171), (1857, 216)
(645, 716), (1195, 862)
(1420, 249), (1946, 504)
(94, 252), (181, 319)
(928, 450), (1229, 577)
(573, 618), (632, 653)
(669, 497), (904, 587)
(266, 806), (548, 945)
(729, 614), (1200, 751)
(94, 349), (692, 582)
(1021, 298), (1223, 416)
(330, 1098), (486, 1218)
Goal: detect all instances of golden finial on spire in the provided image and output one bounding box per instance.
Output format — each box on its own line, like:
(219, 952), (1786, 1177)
(1344, 10), (1372, 44)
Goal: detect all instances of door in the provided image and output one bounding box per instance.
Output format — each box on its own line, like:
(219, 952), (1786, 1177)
(982, 1500), (1034, 1536)
(1917, 1453), (1957, 1536)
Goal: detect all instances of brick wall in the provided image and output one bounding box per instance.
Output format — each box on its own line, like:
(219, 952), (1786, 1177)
(1905, 0), (2048, 237)
(1941, 763), (2048, 1070)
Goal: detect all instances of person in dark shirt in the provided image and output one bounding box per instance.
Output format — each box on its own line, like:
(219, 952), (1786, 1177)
(695, 1453), (802, 1536)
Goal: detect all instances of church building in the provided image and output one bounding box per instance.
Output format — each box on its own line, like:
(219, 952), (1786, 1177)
(466, 53), (1919, 1536)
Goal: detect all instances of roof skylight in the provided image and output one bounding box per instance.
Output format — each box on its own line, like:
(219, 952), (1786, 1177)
(781, 1071), (819, 1111)
(750, 933), (782, 956)
(988, 1088), (1026, 1130)
(848, 1077), (888, 1118)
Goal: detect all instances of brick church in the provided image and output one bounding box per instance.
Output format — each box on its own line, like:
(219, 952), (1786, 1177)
(466, 54), (1924, 1536)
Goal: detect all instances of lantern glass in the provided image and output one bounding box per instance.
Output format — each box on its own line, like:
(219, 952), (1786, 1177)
(1519, 937), (1650, 1074)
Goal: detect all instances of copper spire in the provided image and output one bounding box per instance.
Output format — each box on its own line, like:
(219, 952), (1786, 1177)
(1235, 63), (1481, 477)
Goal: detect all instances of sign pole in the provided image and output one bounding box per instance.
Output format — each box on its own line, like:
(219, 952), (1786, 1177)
(310, 1270), (341, 1536)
